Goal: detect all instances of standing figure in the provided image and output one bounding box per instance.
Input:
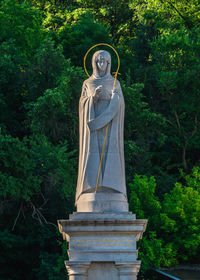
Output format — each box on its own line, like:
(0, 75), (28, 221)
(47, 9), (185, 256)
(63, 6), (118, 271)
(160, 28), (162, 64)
(76, 50), (128, 211)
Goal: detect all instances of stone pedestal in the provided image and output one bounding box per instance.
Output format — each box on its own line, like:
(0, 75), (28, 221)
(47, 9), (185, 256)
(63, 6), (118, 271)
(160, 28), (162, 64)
(58, 212), (147, 280)
(65, 261), (91, 280)
(76, 192), (129, 212)
(58, 48), (148, 279)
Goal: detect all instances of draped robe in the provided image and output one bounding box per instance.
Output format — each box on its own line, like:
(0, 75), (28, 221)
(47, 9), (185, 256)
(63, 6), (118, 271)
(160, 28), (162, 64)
(76, 51), (127, 203)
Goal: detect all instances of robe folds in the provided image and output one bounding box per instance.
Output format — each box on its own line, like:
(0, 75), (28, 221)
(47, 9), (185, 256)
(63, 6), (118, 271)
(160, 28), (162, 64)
(76, 51), (127, 203)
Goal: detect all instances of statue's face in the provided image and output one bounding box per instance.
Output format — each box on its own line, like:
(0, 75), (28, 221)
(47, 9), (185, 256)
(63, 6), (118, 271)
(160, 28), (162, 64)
(96, 54), (108, 72)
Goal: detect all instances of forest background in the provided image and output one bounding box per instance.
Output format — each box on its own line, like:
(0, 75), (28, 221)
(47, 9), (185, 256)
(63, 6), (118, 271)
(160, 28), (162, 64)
(0, 0), (200, 279)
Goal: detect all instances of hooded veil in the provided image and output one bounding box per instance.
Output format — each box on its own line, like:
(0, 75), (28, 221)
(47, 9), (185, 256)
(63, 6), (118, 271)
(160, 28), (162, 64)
(76, 50), (127, 203)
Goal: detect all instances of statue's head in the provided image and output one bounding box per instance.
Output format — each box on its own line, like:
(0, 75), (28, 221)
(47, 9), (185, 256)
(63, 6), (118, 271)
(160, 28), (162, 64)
(92, 50), (111, 78)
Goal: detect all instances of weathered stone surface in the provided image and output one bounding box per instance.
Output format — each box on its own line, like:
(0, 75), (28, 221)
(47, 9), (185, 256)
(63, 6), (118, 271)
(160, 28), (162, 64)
(76, 50), (127, 209)
(76, 192), (128, 212)
(88, 263), (119, 280)
(58, 212), (146, 244)
(57, 50), (147, 279)
(58, 212), (147, 279)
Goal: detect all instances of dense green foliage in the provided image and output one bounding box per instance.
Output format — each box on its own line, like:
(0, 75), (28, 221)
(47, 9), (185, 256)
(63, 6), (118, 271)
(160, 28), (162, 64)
(129, 167), (200, 274)
(0, 0), (200, 279)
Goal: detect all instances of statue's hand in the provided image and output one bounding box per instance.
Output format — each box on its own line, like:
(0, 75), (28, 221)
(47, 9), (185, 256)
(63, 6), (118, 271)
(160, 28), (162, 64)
(94, 85), (102, 102)
(111, 89), (119, 99)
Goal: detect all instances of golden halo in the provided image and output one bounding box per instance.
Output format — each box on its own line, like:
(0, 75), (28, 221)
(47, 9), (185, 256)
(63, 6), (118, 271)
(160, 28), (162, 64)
(83, 43), (120, 78)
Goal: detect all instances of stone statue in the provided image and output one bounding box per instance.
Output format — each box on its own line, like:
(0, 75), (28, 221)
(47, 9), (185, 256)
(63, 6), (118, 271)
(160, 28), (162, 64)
(58, 49), (147, 280)
(76, 50), (128, 211)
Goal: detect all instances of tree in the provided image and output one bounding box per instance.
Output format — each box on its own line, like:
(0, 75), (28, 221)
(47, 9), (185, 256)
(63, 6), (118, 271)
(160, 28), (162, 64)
(129, 167), (200, 274)
(1, 0), (200, 278)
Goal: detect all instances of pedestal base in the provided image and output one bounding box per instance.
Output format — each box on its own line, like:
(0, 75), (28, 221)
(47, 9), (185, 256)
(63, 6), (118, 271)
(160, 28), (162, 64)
(58, 212), (147, 280)
(65, 261), (140, 280)
(76, 192), (129, 212)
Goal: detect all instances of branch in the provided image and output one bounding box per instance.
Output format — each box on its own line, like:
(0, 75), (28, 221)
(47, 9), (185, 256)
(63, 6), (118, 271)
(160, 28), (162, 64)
(174, 110), (181, 129)
(167, 94), (181, 130)
(166, 119), (176, 127)
(160, 0), (191, 28)
(39, 192), (49, 208)
(12, 202), (23, 231)
(189, 114), (199, 140)
(29, 201), (57, 228)
(182, 144), (188, 170)
(182, 115), (199, 170)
